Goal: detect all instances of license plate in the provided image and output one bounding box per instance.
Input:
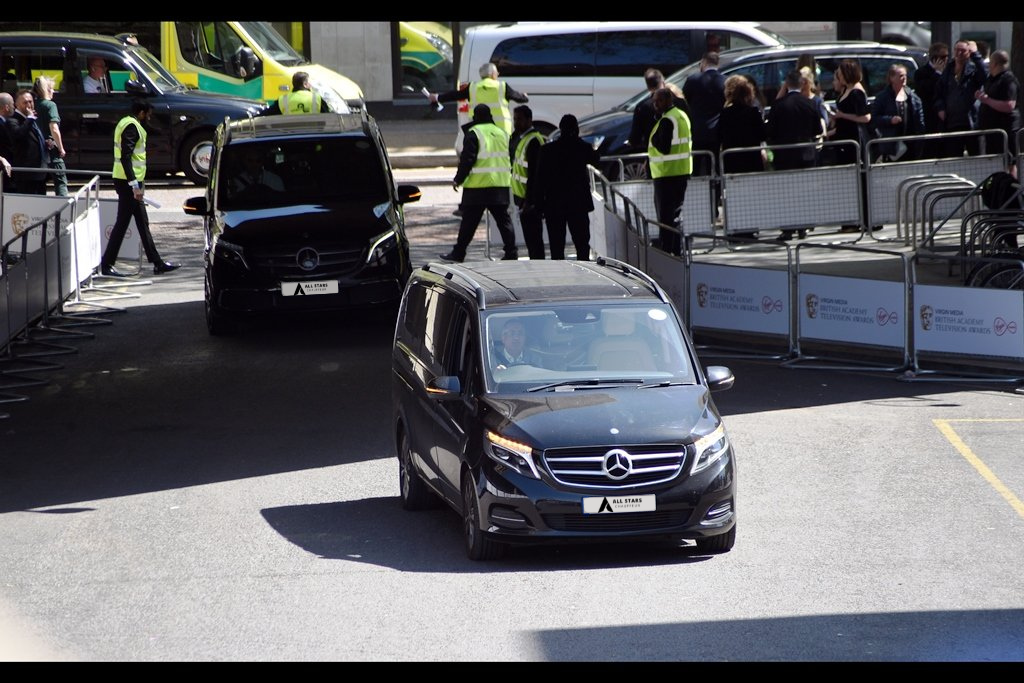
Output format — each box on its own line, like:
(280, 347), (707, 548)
(280, 280), (339, 297)
(582, 494), (656, 514)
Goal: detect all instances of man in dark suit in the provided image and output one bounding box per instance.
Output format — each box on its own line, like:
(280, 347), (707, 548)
(766, 71), (824, 240)
(7, 89), (48, 195)
(766, 71), (824, 172)
(0, 92), (16, 190)
(682, 52), (726, 177)
(534, 114), (600, 260)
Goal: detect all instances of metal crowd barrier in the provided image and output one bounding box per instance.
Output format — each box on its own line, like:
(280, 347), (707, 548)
(1, 170), (134, 416)
(864, 129), (1004, 230)
(591, 150), (1024, 383)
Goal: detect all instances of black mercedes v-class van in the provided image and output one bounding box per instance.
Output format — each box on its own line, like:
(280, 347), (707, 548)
(183, 112), (420, 334)
(392, 258), (737, 560)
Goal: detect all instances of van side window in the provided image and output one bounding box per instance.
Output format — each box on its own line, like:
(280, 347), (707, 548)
(399, 283), (430, 361)
(423, 289), (460, 375)
(491, 33), (596, 78)
(595, 30), (692, 78)
(176, 21), (245, 77)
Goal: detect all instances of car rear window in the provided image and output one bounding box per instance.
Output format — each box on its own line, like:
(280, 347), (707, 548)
(218, 137), (389, 209)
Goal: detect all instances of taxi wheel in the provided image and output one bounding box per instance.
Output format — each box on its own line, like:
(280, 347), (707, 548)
(462, 474), (505, 561)
(695, 525), (736, 554)
(180, 130), (215, 186)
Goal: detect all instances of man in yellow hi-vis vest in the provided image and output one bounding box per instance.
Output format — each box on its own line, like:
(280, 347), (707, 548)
(648, 87), (692, 256)
(264, 71), (330, 115)
(100, 99), (179, 277)
(429, 62), (529, 137)
(439, 105), (518, 262)
(510, 105), (545, 259)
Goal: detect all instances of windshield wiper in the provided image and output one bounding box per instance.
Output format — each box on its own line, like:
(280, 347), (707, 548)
(527, 378), (644, 392)
(638, 380), (692, 389)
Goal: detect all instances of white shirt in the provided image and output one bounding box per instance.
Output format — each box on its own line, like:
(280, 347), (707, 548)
(83, 75), (107, 94)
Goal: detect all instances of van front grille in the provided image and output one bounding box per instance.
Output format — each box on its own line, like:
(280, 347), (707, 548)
(542, 444), (687, 489)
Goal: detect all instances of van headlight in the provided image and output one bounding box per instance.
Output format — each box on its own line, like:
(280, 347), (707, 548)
(214, 238), (249, 269)
(426, 33), (453, 63)
(486, 430), (540, 479)
(367, 229), (398, 264)
(690, 423), (729, 475)
(311, 79), (350, 114)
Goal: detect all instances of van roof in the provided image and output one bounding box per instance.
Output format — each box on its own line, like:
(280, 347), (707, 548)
(223, 112), (373, 143)
(420, 258), (669, 309)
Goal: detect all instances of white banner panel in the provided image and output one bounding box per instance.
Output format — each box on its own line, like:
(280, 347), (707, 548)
(914, 284), (1024, 359)
(70, 206), (103, 286)
(645, 248), (686, 316)
(2, 193), (71, 251)
(799, 274), (905, 347)
(690, 263), (789, 335)
(98, 197), (142, 261)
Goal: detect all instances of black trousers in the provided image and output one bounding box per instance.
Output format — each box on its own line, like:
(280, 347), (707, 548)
(515, 195), (545, 259)
(452, 202), (517, 260)
(545, 211), (591, 260)
(101, 178), (164, 268)
(939, 125), (981, 158)
(653, 175), (687, 256)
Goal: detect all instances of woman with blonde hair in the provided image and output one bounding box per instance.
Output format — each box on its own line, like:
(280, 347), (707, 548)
(718, 74), (766, 174)
(32, 75), (67, 196)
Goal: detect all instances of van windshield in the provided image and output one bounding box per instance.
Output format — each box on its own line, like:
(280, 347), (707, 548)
(482, 304), (696, 394)
(238, 21), (307, 66)
(218, 138), (389, 209)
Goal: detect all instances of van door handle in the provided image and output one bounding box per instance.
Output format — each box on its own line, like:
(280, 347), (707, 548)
(82, 113), (100, 119)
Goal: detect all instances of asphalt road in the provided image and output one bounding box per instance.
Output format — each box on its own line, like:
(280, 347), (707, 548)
(0, 173), (1022, 661)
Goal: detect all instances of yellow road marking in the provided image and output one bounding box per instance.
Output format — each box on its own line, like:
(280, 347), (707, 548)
(933, 419), (1024, 519)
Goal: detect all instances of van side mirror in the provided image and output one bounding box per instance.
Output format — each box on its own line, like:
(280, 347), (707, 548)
(397, 184), (422, 204)
(125, 79), (148, 95)
(705, 365), (735, 392)
(426, 375), (461, 398)
(183, 196), (209, 216)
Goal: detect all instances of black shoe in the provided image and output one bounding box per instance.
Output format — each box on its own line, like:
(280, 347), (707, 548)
(797, 229), (808, 239)
(438, 252), (463, 263)
(153, 261), (181, 274)
(501, 251), (519, 261)
(778, 231), (794, 242)
(869, 225), (884, 232)
(452, 208), (464, 217)
(100, 264), (129, 277)
(839, 225), (861, 233)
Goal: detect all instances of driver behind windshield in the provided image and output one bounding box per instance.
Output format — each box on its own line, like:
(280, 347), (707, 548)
(229, 149), (284, 194)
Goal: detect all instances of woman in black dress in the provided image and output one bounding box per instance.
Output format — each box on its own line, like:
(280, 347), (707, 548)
(718, 75), (767, 174)
(828, 60), (871, 165)
(828, 60), (874, 231)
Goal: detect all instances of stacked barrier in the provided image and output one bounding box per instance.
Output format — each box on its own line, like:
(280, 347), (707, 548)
(0, 172), (139, 415)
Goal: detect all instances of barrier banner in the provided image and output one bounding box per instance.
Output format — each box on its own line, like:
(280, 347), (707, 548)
(914, 284), (1024, 359)
(645, 248), (686, 315)
(690, 263), (789, 335)
(799, 274), (905, 348)
(70, 208), (103, 286)
(98, 197), (142, 260)
(2, 194), (71, 250)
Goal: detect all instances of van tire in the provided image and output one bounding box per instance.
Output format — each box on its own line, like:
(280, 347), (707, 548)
(398, 430), (436, 510)
(462, 474), (505, 561)
(694, 525), (736, 554)
(180, 130), (215, 185)
(205, 272), (235, 335)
